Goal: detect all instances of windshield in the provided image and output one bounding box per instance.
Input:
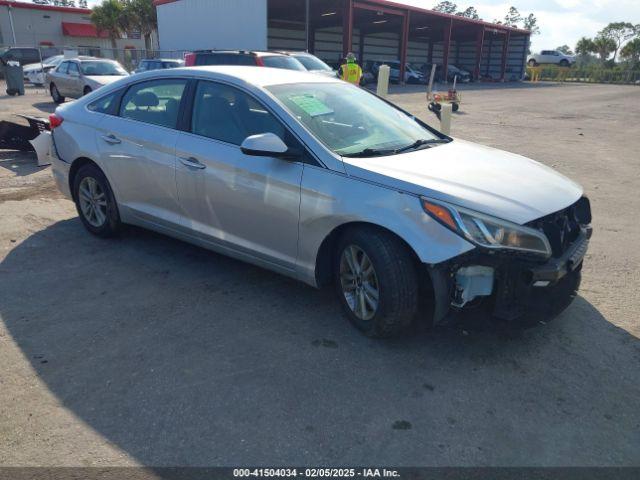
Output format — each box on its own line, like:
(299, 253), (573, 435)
(294, 55), (333, 72)
(80, 61), (127, 76)
(261, 55), (306, 71)
(267, 82), (441, 156)
(43, 55), (64, 66)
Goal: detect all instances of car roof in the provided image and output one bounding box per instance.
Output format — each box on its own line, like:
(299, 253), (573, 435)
(143, 58), (183, 62)
(155, 65), (342, 87)
(194, 50), (285, 57)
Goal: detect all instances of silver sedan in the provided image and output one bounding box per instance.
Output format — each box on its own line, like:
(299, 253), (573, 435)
(46, 57), (128, 103)
(48, 66), (592, 337)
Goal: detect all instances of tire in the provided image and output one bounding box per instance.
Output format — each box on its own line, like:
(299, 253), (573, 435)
(528, 59), (537, 67)
(73, 163), (121, 237)
(334, 227), (419, 338)
(452, 102), (459, 112)
(83, 86), (92, 96)
(559, 59), (569, 67)
(50, 83), (65, 104)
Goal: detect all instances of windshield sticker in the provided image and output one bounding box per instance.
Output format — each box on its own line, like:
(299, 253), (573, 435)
(288, 94), (334, 117)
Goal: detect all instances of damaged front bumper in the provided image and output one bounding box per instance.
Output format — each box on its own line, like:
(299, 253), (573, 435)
(429, 226), (592, 326)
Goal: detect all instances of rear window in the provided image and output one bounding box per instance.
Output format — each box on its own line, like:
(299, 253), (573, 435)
(261, 56), (306, 71)
(195, 53), (255, 66)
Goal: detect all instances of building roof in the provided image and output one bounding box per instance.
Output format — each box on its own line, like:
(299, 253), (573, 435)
(62, 22), (108, 39)
(0, 0), (91, 14)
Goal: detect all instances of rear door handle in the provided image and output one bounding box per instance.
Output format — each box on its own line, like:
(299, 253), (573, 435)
(101, 134), (121, 145)
(179, 156), (206, 170)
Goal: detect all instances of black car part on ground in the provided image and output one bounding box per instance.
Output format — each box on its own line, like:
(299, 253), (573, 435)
(0, 115), (50, 151)
(428, 197), (592, 327)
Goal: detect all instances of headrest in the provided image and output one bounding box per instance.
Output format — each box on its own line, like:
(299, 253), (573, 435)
(133, 91), (159, 108)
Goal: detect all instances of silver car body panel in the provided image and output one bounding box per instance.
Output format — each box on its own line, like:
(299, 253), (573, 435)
(50, 66), (583, 288)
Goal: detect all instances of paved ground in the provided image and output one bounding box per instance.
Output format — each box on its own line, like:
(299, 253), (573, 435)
(1, 82), (639, 467)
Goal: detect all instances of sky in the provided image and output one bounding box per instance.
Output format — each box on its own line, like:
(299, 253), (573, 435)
(84, 0), (639, 53)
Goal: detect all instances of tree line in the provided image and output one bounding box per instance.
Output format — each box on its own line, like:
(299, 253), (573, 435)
(433, 2), (539, 33)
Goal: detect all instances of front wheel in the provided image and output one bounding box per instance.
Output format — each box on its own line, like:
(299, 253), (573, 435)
(559, 59), (569, 67)
(334, 227), (419, 338)
(50, 83), (65, 104)
(73, 164), (121, 237)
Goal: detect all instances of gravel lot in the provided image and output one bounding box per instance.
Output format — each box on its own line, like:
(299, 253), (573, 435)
(1, 81), (639, 467)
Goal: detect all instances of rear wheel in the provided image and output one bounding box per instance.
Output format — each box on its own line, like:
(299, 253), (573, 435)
(50, 83), (64, 104)
(334, 227), (419, 338)
(83, 86), (92, 96)
(73, 164), (121, 237)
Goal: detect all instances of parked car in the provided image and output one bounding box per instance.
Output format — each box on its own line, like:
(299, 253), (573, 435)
(414, 63), (472, 83)
(277, 51), (337, 78)
(528, 50), (575, 67)
(362, 60), (426, 84)
(48, 66), (592, 337)
(23, 55), (65, 86)
(134, 58), (184, 74)
(1, 47), (42, 77)
(184, 50), (306, 71)
(47, 57), (128, 103)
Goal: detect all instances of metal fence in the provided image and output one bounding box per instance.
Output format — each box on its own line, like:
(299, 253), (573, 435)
(527, 65), (640, 85)
(1, 44), (187, 74)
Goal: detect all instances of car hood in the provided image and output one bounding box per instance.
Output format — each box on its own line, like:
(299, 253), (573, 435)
(85, 75), (127, 86)
(22, 62), (48, 72)
(342, 139), (583, 225)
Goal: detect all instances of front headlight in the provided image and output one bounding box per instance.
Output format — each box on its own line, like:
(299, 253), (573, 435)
(421, 197), (552, 258)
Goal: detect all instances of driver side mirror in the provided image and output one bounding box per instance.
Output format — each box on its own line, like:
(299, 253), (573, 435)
(240, 133), (299, 160)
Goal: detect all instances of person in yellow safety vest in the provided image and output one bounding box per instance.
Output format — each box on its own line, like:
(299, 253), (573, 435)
(340, 52), (363, 85)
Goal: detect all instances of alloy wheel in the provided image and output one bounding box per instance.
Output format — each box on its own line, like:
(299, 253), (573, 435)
(339, 245), (380, 321)
(78, 176), (108, 228)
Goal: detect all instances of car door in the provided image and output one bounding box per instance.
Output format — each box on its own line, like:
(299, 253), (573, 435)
(52, 61), (70, 96)
(66, 61), (82, 98)
(174, 80), (304, 270)
(95, 78), (188, 230)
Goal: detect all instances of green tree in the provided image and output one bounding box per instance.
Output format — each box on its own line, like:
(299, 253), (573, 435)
(122, 0), (157, 52)
(503, 6), (521, 27)
(592, 35), (617, 63)
(620, 37), (640, 65)
(456, 6), (479, 20)
(523, 13), (540, 35)
(433, 1), (458, 14)
(599, 22), (635, 61)
(91, 0), (125, 53)
(556, 45), (573, 55)
(575, 37), (595, 56)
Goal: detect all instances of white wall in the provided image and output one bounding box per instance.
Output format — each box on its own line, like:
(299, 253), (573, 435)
(157, 0), (267, 51)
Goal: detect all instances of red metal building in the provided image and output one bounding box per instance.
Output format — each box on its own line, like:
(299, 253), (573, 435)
(154, 0), (531, 83)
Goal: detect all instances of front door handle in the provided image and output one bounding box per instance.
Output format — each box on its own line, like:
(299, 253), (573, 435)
(179, 156), (206, 170)
(101, 134), (121, 145)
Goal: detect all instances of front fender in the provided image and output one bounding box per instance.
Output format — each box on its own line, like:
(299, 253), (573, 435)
(296, 165), (475, 286)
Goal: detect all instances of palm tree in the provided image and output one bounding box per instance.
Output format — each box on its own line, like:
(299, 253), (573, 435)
(91, 0), (125, 57)
(621, 38), (640, 66)
(122, 0), (157, 54)
(592, 35), (617, 63)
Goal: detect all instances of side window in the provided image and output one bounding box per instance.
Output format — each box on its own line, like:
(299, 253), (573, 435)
(57, 62), (69, 74)
(88, 89), (121, 115)
(191, 81), (286, 146)
(68, 62), (80, 75)
(119, 79), (187, 129)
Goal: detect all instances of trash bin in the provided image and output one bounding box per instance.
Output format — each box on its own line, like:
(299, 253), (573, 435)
(4, 61), (25, 96)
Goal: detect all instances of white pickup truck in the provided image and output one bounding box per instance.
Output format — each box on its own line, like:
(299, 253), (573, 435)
(527, 50), (575, 67)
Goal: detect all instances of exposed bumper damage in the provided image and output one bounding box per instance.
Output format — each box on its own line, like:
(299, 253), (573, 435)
(429, 198), (592, 327)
